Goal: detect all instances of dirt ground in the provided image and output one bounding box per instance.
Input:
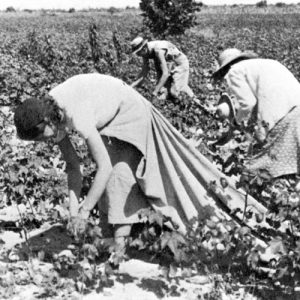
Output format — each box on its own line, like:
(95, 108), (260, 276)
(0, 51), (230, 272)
(0, 222), (257, 300)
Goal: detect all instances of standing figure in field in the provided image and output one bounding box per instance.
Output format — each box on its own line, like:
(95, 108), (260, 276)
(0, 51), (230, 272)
(130, 36), (195, 101)
(213, 48), (300, 178)
(14, 73), (267, 249)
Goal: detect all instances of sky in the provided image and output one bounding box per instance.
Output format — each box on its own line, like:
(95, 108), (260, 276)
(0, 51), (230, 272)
(0, 0), (298, 10)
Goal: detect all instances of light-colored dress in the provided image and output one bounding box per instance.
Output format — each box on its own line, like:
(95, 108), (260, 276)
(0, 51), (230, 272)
(49, 73), (267, 235)
(50, 73), (153, 225)
(225, 58), (300, 177)
(147, 41), (194, 98)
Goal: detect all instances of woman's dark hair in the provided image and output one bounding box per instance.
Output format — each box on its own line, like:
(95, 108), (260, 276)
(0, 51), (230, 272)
(14, 95), (63, 140)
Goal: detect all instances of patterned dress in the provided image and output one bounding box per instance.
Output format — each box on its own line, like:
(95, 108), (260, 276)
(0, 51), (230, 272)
(246, 106), (300, 178)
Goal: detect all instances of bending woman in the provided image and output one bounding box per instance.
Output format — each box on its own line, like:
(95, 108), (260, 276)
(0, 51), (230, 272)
(14, 73), (267, 245)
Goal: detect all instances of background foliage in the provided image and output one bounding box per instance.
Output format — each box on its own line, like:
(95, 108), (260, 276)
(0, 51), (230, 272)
(139, 0), (200, 36)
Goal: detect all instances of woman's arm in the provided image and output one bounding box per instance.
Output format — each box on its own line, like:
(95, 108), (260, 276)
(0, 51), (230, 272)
(153, 49), (169, 95)
(58, 135), (82, 217)
(78, 127), (112, 218)
(131, 57), (150, 88)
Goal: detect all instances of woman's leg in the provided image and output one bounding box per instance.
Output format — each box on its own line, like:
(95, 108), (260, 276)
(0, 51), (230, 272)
(102, 137), (149, 246)
(114, 224), (132, 249)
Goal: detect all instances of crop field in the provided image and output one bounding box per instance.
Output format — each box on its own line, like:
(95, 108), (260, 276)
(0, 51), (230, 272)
(2, 5), (300, 300)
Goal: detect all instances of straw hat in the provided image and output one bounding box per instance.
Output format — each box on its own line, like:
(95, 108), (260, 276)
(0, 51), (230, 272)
(212, 48), (258, 79)
(216, 92), (236, 121)
(130, 37), (148, 54)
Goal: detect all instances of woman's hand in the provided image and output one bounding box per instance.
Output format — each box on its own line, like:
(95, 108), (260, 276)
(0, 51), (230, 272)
(67, 216), (88, 239)
(67, 206), (91, 240)
(78, 206), (90, 220)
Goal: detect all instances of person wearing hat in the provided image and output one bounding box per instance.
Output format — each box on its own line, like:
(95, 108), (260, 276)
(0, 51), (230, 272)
(130, 36), (195, 101)
(213, 48), (300, 178)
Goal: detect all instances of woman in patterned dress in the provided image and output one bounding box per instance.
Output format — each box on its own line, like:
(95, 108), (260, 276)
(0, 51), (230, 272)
(213, 48), (300, 178)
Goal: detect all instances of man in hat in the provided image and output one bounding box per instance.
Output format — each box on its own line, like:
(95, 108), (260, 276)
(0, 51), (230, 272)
(213, 48), (300, 178)
(130, 37), (195, 101)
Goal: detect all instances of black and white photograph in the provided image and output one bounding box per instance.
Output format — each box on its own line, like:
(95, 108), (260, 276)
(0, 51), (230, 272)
(0, 0), (300, 299)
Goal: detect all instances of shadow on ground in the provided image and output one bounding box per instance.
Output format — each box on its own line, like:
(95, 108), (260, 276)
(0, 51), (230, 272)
(15, 224), (74, 261)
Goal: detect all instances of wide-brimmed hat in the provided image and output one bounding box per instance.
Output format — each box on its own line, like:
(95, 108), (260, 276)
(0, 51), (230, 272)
(217, 92), (237, 121)
(130, 36), (148, 54)
(212, 48), (258, 79)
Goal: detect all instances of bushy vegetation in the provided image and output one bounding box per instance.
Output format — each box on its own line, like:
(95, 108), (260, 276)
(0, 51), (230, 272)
(275, 2), (286, 8)
(1, 6), (300, 299)
(139, 0), (200, 36)
(5, 6), (16, 12)
(256, 0), (267, 8)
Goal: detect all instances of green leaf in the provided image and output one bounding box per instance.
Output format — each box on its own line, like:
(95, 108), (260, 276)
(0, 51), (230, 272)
(161, 231), (171, 250)
(16, 184), (25, 196)
(276, 266), (289, 279)
(130, 238), (146, 250)
(206, 220), (217, 229)
(247, 250), (259, 269)
(239, 226), (251, 236)
(269, 238), (286, 255)
(148, 210), (163, 227)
